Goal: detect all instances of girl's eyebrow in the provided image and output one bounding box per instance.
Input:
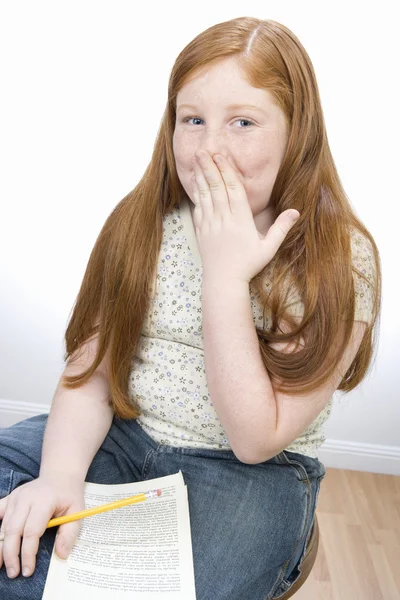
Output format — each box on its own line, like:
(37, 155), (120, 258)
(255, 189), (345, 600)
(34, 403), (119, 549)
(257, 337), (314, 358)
(177, 102), (267, 114)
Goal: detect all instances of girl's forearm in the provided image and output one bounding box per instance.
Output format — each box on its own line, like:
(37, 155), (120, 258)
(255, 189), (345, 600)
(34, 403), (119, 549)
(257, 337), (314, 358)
(40, 366), (114, 481)
(201, 278), (277, 463)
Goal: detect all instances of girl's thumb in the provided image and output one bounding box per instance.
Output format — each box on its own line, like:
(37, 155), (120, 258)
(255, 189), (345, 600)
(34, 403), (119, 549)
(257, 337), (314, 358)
(287, 209), (300, 223)
(262, 209), (301, 265)
(55, 518), (82, 560)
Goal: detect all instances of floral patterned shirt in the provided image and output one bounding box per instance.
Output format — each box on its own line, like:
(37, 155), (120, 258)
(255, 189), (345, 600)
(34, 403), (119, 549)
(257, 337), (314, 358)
(128, 198), (376, 458)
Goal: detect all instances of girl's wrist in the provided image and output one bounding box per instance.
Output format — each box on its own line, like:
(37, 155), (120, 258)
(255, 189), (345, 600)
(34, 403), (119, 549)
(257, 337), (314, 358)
(202, 274), (250, 290)
(201, 277), (251, 307)
(39, 468), (85, 487)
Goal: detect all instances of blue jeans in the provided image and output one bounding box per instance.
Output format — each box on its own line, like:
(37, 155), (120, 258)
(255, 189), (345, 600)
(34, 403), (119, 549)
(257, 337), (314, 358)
(0, 414), (326, 599)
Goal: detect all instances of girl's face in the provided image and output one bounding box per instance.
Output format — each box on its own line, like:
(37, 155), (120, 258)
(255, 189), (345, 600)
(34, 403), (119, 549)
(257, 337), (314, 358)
(173, 56), (289, 234)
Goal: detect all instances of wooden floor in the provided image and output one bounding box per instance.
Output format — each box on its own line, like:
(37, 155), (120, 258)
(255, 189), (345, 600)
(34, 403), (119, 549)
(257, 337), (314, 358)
(292, 468), (400, 600)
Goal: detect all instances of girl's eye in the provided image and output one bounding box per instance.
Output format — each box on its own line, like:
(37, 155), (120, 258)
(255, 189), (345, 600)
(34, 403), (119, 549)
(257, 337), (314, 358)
(182, 117), (255, 128)
(234, 119), (254, 128)
(184, 117), (203, 126)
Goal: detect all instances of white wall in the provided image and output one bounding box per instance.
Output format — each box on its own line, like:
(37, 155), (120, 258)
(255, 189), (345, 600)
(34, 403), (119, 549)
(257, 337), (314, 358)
(1, 1), (398, 474)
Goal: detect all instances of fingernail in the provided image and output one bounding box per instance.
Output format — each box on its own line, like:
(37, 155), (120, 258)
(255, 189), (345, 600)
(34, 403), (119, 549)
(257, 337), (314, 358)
(22, 567), (31, 577)
(290, 210), (300, 221)
(7, 568), (16, 578)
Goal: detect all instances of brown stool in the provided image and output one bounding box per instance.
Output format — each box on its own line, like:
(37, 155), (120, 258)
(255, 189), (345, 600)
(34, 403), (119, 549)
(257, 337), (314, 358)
(276, 516), (319, 599)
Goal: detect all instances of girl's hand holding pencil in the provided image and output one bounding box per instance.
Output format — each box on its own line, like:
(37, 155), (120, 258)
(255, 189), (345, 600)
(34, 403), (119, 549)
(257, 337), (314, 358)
(0, 473), (86, 578)
(0, 473), (162, 580)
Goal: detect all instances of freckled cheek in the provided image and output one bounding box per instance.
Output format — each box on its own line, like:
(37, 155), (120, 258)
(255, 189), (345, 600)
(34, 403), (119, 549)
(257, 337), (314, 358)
(172, 132), (195, 176)
(235, 149), (271, 181)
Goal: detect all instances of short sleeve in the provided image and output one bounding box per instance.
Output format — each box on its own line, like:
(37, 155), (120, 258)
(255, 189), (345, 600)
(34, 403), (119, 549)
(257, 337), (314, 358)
(279, 267), (304, 321)
(266, 230), (377, 326)
(350, 229), (377, 325)
(284, 285), (304, 320)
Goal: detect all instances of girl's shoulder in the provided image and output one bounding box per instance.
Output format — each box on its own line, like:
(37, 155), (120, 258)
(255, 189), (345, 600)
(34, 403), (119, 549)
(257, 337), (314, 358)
(348, 227), (377, 324)
(280, 227), (378, 324)
(349, 226), (377, 282)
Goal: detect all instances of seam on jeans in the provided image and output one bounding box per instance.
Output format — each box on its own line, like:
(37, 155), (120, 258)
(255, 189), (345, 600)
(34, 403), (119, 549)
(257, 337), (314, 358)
(142, 449), (156, 480)
(266, 476), (312, 600)
(5, 468), (13, 497)
(269, 483), (314, 599)
(265, 564), (288, 600)
(277, 452), (309, 482)
(265, 458), (324, 600)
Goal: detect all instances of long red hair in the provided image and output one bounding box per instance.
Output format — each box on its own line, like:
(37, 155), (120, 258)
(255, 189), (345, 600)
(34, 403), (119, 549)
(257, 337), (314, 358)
(62, 17), (381, 418)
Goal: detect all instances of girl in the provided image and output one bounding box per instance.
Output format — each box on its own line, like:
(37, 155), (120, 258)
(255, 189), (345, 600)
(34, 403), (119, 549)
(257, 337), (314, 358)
(0, 16), (381, 600)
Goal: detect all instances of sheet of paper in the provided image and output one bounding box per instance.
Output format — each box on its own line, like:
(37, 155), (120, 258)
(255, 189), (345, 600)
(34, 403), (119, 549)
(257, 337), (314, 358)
(43, 471), (196, 599)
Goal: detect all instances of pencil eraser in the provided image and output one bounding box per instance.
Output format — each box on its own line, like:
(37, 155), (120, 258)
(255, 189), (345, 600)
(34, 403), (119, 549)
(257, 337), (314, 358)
(157, 489), (162, 496)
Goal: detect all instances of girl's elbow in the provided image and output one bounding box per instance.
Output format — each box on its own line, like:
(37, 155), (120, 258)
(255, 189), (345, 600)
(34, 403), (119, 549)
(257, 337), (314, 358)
(233, 443), (277, 465)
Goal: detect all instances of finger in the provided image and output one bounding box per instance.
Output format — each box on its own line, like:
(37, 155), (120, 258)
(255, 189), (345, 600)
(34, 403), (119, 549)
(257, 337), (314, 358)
(191, 154), (214, 219)
(54, 500), (85, 560)
(213, 154), (250, 217)
(54, 518), (82, 560)
(262, 210), (300, 263)
(191, 174), (203, 229)
(196, 151), (229, 216)
(0, 493), (17, 572)
(225, 154), (245, 186)
(1, 500), (26, 578)
(20, 506), (54, 577)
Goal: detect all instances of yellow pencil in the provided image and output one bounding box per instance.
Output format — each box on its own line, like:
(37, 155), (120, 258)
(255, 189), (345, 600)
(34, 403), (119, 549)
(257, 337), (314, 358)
(46, 489), (162, 528)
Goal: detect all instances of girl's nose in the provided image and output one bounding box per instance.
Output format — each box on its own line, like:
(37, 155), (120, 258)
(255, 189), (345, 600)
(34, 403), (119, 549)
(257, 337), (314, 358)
(196, 129), (228, 160)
